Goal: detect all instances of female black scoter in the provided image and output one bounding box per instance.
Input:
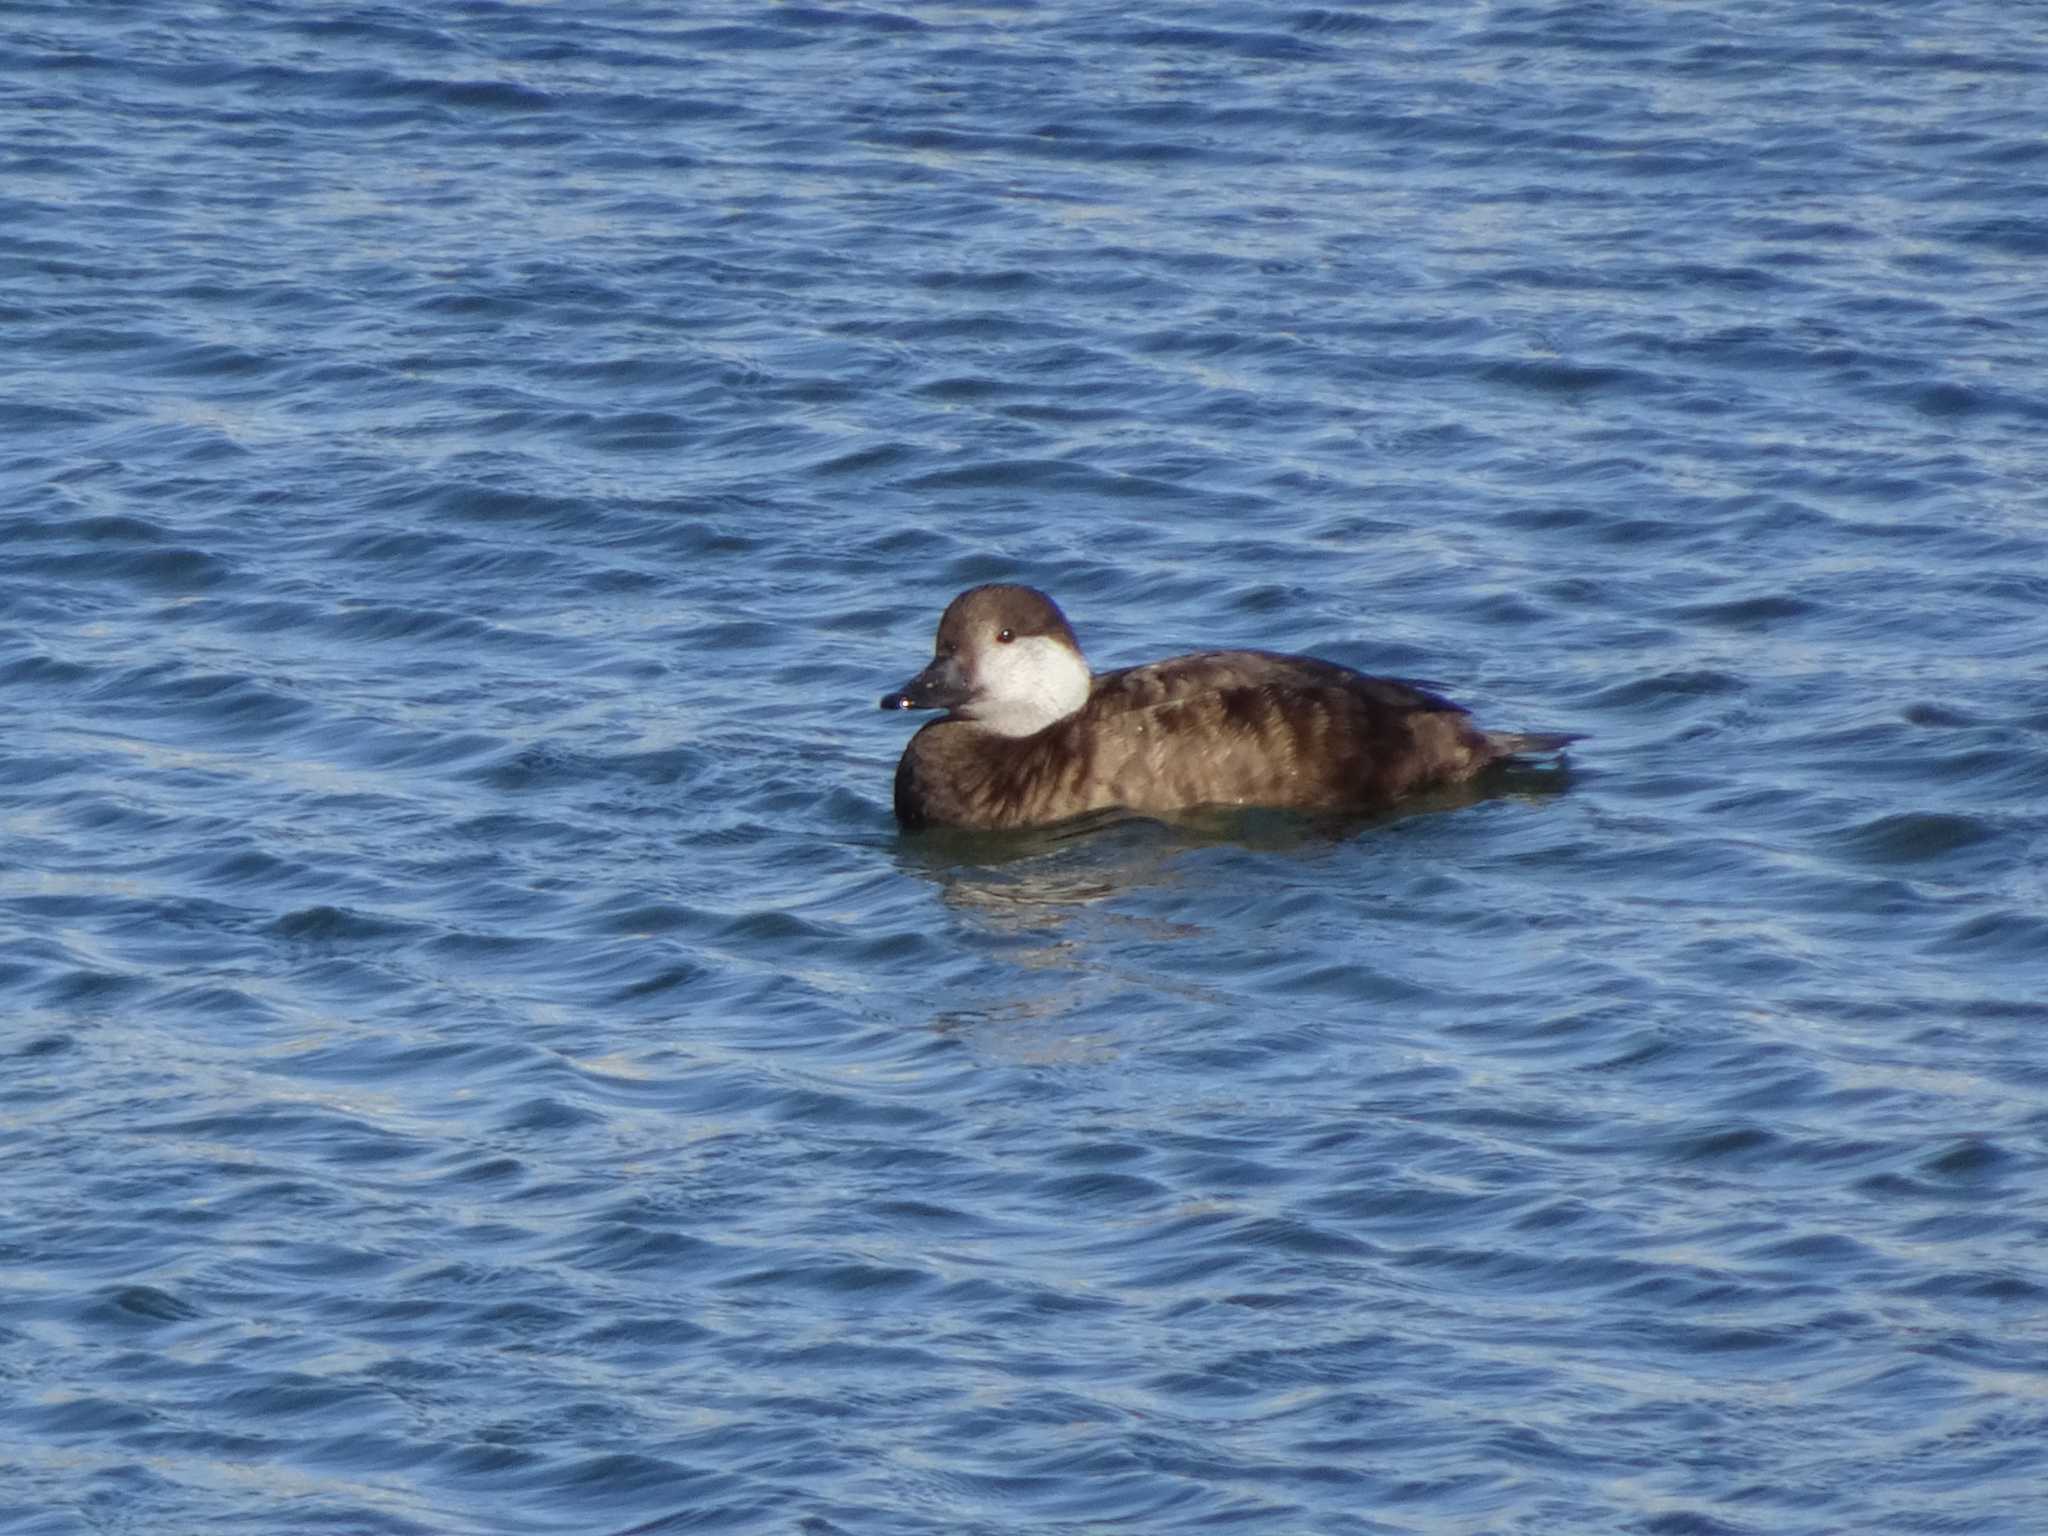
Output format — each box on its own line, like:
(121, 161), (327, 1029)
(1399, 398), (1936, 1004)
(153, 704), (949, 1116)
(880, 584), (1579, 831)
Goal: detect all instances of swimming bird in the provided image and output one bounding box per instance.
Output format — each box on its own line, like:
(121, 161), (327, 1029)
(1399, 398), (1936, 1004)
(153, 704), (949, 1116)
(879, 584), (1580, 831)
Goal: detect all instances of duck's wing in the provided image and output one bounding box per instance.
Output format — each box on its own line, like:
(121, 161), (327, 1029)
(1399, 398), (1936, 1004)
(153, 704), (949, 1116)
(1056, 651), (1489, 813)
(1089, 650), (1468, 720)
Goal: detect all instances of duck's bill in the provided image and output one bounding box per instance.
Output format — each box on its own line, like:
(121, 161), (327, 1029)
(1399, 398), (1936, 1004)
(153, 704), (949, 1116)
(880, 654), (971, 712)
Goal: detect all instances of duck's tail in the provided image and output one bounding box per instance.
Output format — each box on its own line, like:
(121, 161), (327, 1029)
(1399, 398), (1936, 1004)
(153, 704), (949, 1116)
(1484, 731), (1584, 758)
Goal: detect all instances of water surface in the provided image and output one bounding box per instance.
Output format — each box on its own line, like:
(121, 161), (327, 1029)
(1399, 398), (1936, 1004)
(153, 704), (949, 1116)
(4, 3), (2046, 1533)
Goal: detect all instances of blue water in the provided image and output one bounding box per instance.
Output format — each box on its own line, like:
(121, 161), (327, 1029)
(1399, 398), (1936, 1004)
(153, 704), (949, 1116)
(5, 3), (2047, 1532)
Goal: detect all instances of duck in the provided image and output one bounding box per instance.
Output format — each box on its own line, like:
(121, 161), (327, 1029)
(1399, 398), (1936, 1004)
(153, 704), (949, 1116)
(879, 583), (1580, 831)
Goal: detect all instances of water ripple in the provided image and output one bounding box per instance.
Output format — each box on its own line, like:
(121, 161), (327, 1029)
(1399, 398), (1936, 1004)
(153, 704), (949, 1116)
(3, 3), (2046, 1534)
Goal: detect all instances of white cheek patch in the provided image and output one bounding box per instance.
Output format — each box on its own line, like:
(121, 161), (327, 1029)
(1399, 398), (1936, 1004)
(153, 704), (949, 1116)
(966, 635), (1092, 737)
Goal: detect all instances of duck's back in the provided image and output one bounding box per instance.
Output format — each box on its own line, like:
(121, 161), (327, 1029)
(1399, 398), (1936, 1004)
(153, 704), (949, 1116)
(1082, 650), (1493, 814)
(895, 649), (1504, 829)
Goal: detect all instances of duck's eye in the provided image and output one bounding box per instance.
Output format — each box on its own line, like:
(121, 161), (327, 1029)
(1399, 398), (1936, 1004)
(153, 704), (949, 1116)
(996, 628), (1015, 644)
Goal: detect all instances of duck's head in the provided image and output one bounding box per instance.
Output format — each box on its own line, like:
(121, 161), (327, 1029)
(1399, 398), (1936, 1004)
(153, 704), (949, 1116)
(880, 584), (1093, 737)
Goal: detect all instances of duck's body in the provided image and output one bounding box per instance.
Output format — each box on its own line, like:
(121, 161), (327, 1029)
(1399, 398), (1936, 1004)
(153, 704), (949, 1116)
(880, 585), (1577, 832)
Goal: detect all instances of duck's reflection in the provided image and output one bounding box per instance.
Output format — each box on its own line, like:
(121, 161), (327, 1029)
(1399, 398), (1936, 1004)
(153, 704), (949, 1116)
(889, 763), (1580, 1036)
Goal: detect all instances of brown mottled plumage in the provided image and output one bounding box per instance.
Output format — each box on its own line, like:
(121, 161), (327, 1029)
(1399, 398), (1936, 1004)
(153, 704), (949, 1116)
(879, 585), (1578, 831)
